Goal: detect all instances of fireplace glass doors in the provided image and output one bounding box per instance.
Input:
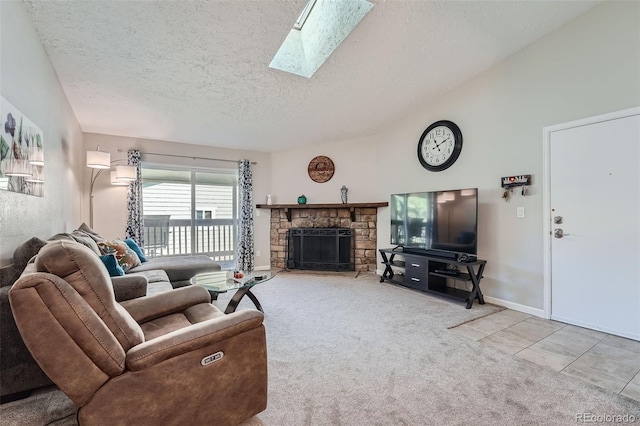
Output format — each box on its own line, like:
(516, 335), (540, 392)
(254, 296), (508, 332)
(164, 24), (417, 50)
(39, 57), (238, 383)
(287, 228), (354, 271)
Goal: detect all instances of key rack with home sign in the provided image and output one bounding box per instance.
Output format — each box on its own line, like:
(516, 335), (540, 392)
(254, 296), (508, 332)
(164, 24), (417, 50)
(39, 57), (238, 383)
(501, 174), (532, 202)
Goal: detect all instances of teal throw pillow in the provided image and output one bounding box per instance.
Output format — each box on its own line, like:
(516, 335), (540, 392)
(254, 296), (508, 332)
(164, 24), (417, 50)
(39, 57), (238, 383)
(124, 238), (147, 262)
(99, 254), (125, 277)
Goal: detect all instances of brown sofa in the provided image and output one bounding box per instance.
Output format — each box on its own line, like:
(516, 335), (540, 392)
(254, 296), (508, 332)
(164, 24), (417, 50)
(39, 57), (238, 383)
(9, 241), (267, 424)
(0, 224), (221, 400)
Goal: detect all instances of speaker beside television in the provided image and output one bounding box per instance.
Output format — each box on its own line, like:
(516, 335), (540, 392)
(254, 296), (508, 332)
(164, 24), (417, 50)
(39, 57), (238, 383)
(390, 188), (478, 259)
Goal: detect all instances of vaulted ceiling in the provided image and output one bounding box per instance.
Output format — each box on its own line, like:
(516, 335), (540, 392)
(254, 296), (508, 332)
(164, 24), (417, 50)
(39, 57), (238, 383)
(24, 0), (599, 152)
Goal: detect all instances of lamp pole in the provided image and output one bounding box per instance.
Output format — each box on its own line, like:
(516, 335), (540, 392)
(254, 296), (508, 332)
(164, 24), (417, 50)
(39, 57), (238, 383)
(88, 161), (135, 228)
(89, 168), (105, 229)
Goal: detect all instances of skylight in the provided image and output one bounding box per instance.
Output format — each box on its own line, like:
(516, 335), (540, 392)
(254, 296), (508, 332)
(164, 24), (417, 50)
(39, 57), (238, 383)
(269, 0), (374, 78)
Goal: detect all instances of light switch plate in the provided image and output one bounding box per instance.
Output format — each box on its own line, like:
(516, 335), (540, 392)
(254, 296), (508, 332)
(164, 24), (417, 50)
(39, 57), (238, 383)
(517, 207), (525, 218)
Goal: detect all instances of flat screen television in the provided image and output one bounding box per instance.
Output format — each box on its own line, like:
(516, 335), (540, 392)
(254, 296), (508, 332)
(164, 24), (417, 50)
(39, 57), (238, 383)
(390, 188), (478, 258)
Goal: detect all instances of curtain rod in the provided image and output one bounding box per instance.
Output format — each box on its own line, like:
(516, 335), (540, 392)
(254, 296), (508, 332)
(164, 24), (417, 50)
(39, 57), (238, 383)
(117, 149), (257, 165)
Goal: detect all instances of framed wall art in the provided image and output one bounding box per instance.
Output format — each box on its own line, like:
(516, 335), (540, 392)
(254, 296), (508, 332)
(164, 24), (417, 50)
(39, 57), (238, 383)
(1, 96), (44, 197)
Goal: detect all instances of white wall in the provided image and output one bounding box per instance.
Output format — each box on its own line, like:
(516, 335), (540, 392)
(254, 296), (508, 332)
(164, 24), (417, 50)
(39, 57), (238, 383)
(0, 1), (83, 265)
(83, 133), (272, 270)
(271, 1), (640, 311)
(270, 134), (382, 205)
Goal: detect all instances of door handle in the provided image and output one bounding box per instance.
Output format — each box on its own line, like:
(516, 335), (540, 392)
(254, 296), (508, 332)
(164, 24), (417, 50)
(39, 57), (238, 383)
(554, 228), (570, 238)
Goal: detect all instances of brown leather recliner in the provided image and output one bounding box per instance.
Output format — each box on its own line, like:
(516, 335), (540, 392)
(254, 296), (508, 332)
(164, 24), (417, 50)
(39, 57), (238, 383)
(9, 240), (267, 425)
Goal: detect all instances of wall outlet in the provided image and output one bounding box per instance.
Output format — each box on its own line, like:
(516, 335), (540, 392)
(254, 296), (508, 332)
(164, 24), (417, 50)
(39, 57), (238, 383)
(517, 206), (525, 218)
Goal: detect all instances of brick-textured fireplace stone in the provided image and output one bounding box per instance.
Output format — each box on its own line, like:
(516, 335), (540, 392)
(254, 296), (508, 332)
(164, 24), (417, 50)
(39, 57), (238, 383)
(269, 207), (379, 272)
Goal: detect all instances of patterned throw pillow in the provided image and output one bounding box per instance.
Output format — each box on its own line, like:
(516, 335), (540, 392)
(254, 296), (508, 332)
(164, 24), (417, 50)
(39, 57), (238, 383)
(98, 239), (141, 272)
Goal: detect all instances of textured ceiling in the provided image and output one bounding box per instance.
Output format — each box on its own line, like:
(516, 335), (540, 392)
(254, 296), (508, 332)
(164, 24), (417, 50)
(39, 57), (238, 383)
(23, 0), (599, 152)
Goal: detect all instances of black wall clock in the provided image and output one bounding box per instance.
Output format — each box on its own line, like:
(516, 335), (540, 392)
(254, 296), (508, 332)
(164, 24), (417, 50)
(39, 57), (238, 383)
(417, 120), (463, 172)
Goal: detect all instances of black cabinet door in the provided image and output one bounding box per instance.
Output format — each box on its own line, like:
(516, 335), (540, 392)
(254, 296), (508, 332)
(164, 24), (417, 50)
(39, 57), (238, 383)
(403, 254), (428, 290)
(404, 269), (428, 291)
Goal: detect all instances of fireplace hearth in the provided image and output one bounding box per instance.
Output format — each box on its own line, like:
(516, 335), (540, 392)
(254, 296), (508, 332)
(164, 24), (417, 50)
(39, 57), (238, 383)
(287, 228), (354, 271)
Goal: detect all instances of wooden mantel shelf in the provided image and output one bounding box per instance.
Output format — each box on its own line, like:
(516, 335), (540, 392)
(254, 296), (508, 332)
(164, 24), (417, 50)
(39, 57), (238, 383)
(256, 202), (388, 222)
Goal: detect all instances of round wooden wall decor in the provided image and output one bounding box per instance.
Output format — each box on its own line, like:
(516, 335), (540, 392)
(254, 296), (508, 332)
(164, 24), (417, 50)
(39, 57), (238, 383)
(307, 156), (335, 183)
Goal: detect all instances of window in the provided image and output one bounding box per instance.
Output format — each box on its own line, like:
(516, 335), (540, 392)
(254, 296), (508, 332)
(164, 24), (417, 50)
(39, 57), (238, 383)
(141, 166), (237, 263)
(269, 0), (373, 78)
(196, 209), (217, 220)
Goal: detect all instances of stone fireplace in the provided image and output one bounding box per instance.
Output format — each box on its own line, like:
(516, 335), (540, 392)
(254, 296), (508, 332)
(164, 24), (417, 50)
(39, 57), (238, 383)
(259, 203), (387, 272)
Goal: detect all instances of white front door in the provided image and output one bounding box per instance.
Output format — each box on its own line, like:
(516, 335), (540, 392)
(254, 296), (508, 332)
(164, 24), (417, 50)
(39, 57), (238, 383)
(546, 108), (640, 340)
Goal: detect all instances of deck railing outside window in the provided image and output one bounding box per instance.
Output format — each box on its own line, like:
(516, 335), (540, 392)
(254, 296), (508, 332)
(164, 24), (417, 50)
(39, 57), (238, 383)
(144, 218), (235, 262)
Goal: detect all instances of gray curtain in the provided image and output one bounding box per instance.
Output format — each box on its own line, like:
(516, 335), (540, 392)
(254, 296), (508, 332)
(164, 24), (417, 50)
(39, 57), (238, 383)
(125, 149), (144, 245)
(236, 159), (254, 272)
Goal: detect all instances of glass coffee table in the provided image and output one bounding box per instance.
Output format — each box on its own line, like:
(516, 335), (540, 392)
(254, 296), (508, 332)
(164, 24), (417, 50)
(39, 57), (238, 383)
(191, 271), (273, 314)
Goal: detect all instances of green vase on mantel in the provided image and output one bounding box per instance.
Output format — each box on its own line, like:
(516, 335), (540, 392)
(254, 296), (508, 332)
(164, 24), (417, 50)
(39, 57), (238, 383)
(297, 195), (307, 205)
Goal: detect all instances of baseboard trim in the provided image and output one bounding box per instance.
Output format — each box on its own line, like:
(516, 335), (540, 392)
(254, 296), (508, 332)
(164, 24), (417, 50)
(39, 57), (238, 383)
(482, 296), (544, 318)
(375, 271), (545, 318)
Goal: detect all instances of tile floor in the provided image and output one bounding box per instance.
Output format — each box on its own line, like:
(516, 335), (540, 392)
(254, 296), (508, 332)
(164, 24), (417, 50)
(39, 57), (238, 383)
(450, 309), (640, 403)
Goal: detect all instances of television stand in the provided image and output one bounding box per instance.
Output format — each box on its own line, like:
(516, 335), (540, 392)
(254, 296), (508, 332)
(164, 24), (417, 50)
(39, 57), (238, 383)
(379, 248), (487, 309)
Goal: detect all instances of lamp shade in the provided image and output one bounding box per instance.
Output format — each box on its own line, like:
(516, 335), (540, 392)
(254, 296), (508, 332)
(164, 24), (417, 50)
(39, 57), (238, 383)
(115, 165), (136, 181)
(110, 171), (129, 186)
(86, 150), (111, 169)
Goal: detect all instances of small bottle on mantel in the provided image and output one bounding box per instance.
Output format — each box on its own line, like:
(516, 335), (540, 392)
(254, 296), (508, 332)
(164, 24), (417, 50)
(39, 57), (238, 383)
(266, 194), (272, 205)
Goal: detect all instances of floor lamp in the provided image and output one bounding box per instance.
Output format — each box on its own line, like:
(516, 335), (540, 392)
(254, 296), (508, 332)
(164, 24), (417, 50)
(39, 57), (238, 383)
(86, 147), (137, 228)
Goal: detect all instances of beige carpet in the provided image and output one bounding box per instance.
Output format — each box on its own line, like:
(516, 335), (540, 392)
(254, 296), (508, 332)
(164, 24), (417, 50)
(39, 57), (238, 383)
(2, 271), (639, 425)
